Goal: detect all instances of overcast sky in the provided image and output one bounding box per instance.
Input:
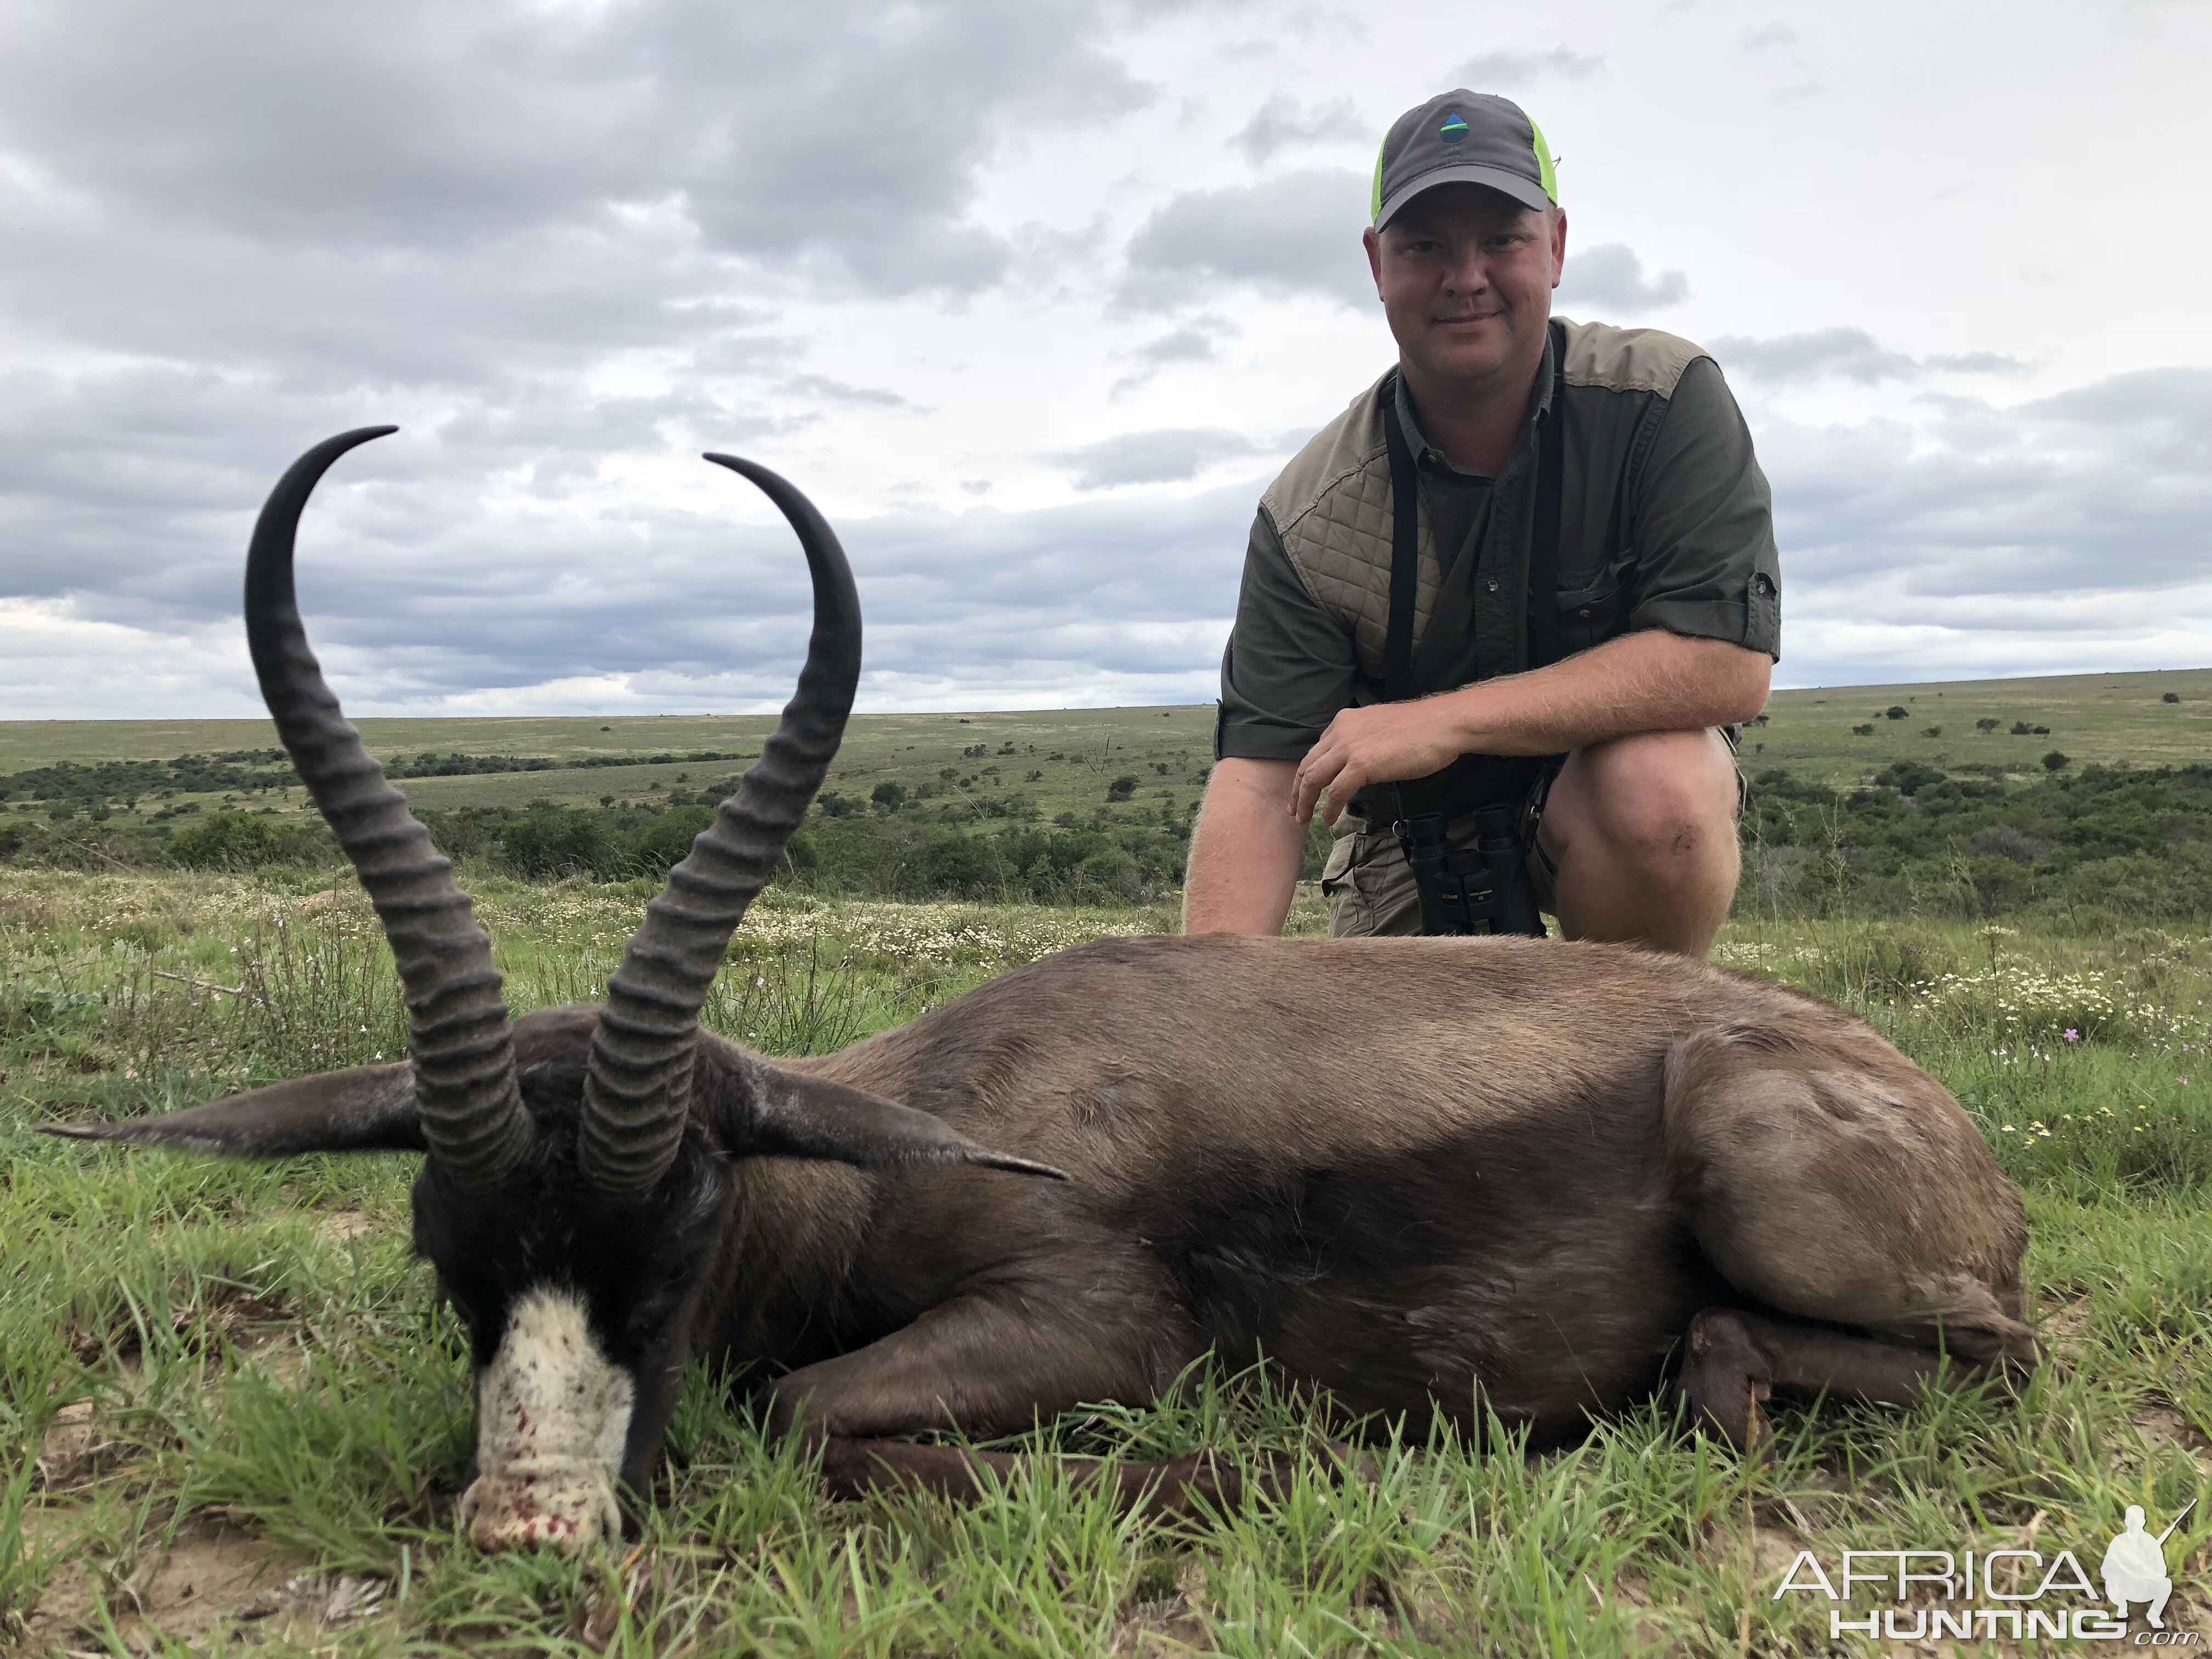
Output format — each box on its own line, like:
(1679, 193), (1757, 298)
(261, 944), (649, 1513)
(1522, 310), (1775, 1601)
(1, 0), (2205, 719)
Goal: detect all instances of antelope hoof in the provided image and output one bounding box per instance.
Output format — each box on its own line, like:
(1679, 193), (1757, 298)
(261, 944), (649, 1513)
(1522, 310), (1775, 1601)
(1675, 1308), (1775, 1454)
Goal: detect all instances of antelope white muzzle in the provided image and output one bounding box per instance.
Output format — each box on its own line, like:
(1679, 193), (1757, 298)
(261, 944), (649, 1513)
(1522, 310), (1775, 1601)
(458, 1289), (633, 1551)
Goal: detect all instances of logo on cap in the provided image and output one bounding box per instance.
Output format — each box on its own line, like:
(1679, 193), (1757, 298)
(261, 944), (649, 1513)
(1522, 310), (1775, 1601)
(1438, 112), (1469, 143)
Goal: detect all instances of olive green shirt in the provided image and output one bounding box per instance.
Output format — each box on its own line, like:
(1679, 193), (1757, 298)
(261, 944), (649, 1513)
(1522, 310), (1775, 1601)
(1216, 318), (1781, 761)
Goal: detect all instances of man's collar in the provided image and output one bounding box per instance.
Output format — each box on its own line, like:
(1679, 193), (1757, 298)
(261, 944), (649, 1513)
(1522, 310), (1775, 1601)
(1391, 324), (1557, 478)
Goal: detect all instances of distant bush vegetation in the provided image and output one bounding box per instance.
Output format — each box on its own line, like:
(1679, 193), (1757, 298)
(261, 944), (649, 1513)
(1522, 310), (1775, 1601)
(165, 810), (335, 869)
(387, 747), (759, 777)
(407, 794), (1299, 906)
(1741, 762), (2212, 921)
(7, 750), (2209, 919)
(0, 751), (295, 803)
(0, 738), (1263, 905)
(0, 747), (760, 809)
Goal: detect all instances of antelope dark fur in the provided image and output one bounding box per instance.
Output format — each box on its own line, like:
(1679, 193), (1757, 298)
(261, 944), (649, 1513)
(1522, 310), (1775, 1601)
(48, 431), (2036, 1550)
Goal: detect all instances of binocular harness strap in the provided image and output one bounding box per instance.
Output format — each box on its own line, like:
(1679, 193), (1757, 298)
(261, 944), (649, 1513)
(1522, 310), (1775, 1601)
(1376, 321), (1566, 938)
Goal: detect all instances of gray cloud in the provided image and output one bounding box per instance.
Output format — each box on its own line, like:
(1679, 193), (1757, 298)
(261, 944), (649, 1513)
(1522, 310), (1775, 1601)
(1737, 22), (1799, 50)
(1052, 428), (1271, 488)
(0, 206), (761, 392)
(1928, 351), (2025, 375)
(1131, 327), (1222, 366)
(1556, 243), (1689, 312)
(1447, 47), (1605, 86)
(1119, 168), (1370, 310)
(1716, 365), (2212, 685)
(1713, 328), (1913, 384)
(0, 430), (1263, 716)
(1710, 328), (2028, 385)
(1231, 95), (1368, 165)
(0, 0), (1239, 719)
(780, 375), (918, 410)
(0, 0), (1151, 335)
(0, 2), (2202, 718)
(3, 363), (2205, 716)
(1110, 319), (1235, 395)
(1765, 368), (2211, 603)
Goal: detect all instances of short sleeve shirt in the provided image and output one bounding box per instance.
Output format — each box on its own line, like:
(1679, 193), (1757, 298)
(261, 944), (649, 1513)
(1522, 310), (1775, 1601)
(1217, 320), (1780, 762)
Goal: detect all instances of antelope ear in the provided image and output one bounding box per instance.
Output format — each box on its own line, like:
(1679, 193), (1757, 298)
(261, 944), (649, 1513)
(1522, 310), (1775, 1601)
(42, 1062), (426, 1158)
(710, 1063), (1067, 1182)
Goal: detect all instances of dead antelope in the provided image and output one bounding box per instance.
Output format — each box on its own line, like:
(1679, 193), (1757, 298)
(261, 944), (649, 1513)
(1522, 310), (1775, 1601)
(50, 428), (2036, 1551)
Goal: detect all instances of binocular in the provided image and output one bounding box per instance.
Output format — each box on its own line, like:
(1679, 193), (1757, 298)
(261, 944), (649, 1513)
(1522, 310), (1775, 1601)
(1392, 803), (1547, 939)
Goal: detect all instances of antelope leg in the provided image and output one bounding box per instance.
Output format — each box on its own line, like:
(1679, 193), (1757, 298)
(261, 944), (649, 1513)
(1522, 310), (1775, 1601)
(766, 1276), (1199, 1439)
(1674, 1306), (1981, 1451)
(764, 1282), (1306, 1514)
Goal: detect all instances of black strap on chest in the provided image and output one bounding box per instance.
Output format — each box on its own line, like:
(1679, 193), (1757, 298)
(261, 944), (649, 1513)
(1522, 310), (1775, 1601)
(1528, 318), (1567, 675)
(1380, 370), (1422, 704)
(1374, 320), (1566, 938)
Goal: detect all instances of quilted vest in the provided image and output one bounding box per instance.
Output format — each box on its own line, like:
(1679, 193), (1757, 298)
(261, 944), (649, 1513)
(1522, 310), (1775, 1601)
(1257, 317), (1707, 686)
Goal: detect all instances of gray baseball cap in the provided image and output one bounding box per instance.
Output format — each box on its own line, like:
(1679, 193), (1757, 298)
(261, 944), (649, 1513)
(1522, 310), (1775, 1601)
(1371, 91), (1559, 228)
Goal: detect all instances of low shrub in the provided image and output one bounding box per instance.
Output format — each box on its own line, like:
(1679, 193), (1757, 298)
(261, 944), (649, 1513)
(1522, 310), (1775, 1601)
(167, 811), (334, 871)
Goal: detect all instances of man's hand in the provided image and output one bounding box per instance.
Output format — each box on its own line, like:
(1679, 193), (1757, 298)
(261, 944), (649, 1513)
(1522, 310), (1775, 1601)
(1291, 699), (1465, 826)
(1293, 632), (1771, 826)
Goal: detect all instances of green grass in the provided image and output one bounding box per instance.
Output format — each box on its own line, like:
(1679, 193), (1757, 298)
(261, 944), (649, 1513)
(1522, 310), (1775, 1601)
(5, 874), (2211, 1652)
(5, 665), (2207, 842)
(0, 707), (1222, 832)
(1748, 665), (2212, 788)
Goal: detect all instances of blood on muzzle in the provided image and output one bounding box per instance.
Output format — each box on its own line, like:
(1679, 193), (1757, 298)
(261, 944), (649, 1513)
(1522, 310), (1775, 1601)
(456, 1290), (634, 1553)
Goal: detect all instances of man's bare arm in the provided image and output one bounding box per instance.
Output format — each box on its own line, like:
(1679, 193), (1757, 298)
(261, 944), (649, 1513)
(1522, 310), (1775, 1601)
(1182, 758), (1305, 936)
(1292, 631), (1771, 825)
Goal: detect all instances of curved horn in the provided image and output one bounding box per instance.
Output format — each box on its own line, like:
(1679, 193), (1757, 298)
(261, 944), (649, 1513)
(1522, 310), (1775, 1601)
(245, 427), (532, 1192)
(577, 455), (861, 1197)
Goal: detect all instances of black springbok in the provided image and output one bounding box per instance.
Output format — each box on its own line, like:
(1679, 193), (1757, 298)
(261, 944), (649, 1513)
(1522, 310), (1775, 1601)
(50, 430), (2037, 1550)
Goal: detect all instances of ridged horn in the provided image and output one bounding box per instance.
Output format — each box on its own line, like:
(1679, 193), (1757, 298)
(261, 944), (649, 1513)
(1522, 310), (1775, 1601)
(577, 455), (861, 1197)
(245, 427), (531, 1192)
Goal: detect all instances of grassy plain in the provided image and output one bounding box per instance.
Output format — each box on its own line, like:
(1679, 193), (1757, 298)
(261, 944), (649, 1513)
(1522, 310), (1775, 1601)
(1, 667), (2204, 836)
(4, 870), (2209, 1654)
(1741, 666), (2212, 785)
(0, 707), (1222, 833)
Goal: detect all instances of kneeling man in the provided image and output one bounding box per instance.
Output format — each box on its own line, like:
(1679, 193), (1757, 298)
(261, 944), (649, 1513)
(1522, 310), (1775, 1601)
(2101, 1506), (2174, 1628)
(1184, 91), (1780, 956)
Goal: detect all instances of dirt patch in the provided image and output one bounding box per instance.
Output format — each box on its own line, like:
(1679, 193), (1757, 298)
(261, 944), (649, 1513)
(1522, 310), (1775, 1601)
(21, 1510), (396, 1653)
(41, 1287), (306, 1503)
(317, 1206), (381, 1244)
(32, 1400), (142, 1495)
(25, 1511), (280, 1649)
(2130, 1402), (2212, 1472)
(2040, 1294), (2096, 1365)
(65, 1281), (292, 1367)
(1107, 1595), (1210, 1655)
(1108, 1555), (1223, 1656)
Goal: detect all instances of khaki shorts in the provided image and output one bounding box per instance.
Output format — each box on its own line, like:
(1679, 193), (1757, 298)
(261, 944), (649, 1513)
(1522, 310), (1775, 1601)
(1319, 729), (1746, 940)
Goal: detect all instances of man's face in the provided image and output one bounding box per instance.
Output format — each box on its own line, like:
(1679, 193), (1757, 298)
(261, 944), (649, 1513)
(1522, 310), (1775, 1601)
(1364, 184), (1566, 390)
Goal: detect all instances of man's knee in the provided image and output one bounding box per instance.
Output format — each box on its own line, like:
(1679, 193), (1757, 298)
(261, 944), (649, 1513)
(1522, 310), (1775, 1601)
(1549, 731), (1739, 879)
